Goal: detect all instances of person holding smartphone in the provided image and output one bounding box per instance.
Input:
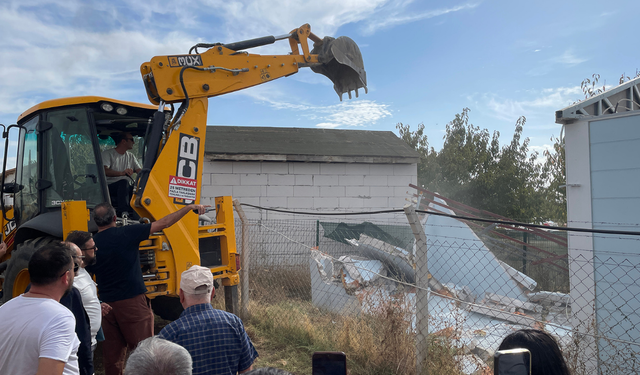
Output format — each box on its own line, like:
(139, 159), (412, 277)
(497, 329), (570, 375)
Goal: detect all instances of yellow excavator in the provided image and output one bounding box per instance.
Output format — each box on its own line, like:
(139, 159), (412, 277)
(0, 24), (366, 318)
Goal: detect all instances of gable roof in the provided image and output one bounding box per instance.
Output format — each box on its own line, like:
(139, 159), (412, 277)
(556, 76), (640, 124)
(205, 126), (419, 164)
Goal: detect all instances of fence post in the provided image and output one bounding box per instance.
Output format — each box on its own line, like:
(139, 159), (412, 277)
(404, 204), (429, 375)
(522, 231), (528, 273)
(233, 199), (250, 321)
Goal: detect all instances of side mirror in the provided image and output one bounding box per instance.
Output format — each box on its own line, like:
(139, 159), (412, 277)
(2, 182), (24, 194)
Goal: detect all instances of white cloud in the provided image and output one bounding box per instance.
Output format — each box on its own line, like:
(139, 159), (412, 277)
(0, 0), (476, 105)
(199, 0), (387, 41)
(316, 123), (341, 129)
(324, 101), (392, 127)
(530, 143), (553, 164)
(0, 0), (439, 115)
(0, 3), (196, 114)
(2, 157), (17, 170)
(220, 80), (391, 128)
(361, 2), (479, 35)
(480, 86), (582, 123)
(553, 50), (587, 65)
(599, 11), (618, 17)
(527, 48), (588, 76)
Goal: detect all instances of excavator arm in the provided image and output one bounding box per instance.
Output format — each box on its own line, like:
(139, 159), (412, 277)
(140, 24), (367, 104)
(134, 23), (367, 207)
(130, 24), (366, 302)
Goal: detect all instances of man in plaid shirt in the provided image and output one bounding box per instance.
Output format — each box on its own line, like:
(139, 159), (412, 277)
(158, 266), (258, 375)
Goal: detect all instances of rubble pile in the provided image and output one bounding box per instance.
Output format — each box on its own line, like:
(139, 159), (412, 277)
(310, 199), (571, 374)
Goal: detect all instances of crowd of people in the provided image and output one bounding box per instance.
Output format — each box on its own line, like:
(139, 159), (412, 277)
(0, 201), (260, 375)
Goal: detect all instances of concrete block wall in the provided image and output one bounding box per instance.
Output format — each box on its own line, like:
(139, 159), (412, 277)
(201, 160), (417, 221)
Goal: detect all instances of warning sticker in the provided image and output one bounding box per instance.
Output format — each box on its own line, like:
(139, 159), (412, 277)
(168, 175), (197, 201)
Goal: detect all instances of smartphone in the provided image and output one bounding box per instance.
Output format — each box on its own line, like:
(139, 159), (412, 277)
(312, 351), (347, 375)
(494, 348), (531, 375)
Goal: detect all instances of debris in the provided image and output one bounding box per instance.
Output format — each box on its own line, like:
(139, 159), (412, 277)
(422, 198), (527, 302)
(497, 260), (537, 292)
(444, 283), (476, 303)
(346, 236), (415, 283)
(310, 197), (573, 370)
(528, 291), (571, 308)
(464, 304), (537, 326)
(338, 255), (385, 293)
(484, 292), (543, 313)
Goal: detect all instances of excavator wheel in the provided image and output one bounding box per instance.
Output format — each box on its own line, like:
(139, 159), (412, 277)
(1, 237), (56, 304)
(311, 36), (367, 100)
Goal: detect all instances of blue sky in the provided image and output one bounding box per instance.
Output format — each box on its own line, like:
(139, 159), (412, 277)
(1, 0), (639, 168)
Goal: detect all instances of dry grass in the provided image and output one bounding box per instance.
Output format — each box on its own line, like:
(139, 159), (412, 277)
(561, 319), (639, 375)
(244, 296), (464, 375)
(249, 267), (312, 304)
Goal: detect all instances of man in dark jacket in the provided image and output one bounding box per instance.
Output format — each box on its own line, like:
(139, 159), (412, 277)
(88, 202), (207, 375)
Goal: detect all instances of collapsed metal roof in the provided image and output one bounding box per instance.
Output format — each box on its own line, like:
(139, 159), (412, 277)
(556, 76), (640, 124)
(205, 126), (420, 164)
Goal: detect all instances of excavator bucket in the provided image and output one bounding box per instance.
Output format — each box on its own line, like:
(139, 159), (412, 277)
(311, 36), (367, 101)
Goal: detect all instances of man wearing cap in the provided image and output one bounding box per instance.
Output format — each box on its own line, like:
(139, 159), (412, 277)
(158, 266), (258, 375)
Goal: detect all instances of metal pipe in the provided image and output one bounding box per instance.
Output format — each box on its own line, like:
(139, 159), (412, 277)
(223, 36), (277, 51)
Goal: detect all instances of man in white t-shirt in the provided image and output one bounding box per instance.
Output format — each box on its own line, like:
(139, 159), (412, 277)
(102, 131), (142, 217)
(66, 230), (102, 350)
(0, 241), (80, 375)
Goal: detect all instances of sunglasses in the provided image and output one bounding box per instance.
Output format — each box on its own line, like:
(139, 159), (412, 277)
(72, 255), (84, 273)
(81, 245), (97, 252)
(58, 266), (74, 278)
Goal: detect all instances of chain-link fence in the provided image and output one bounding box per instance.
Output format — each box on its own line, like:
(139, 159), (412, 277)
(234, 201), (640, 375)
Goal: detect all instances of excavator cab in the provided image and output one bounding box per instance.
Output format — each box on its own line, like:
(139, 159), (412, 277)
(0, 98), (162, 301)
(4, 98), (158, 242)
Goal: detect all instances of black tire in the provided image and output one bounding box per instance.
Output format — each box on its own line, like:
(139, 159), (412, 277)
(151, 295), (184, 321)
(1, 237), (56, 303)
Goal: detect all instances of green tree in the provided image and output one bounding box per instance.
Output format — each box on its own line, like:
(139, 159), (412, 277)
(490, 116), (544, 222)
(395, 121), (438, 189)
(398, 109), (548, 223)
(433, 108), (500, 211)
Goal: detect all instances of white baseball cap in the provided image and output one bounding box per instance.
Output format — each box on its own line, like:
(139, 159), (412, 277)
(180, 265), (213, 295)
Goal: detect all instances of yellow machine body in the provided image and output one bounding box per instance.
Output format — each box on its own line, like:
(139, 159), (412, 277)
(0, 24), (366, 314)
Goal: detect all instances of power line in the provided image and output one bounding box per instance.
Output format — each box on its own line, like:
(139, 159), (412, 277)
(239, 203), (640, 236)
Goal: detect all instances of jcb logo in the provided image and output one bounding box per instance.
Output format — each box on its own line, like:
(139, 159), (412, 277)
(174, 133), (199, 205)
(4, 220), (16, 236)
(168, 55), (203, 67)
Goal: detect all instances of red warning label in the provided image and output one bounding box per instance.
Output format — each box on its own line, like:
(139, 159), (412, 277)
(168, 175), (197, 200)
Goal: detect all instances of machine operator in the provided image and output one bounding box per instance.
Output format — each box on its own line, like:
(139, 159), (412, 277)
(102, 131), (141, 218)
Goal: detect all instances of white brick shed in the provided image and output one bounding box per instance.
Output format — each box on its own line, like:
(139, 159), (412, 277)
(200, 126), (419, 220)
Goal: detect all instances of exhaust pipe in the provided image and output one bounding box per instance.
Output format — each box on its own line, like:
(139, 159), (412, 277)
(311, 36), (368, 101)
